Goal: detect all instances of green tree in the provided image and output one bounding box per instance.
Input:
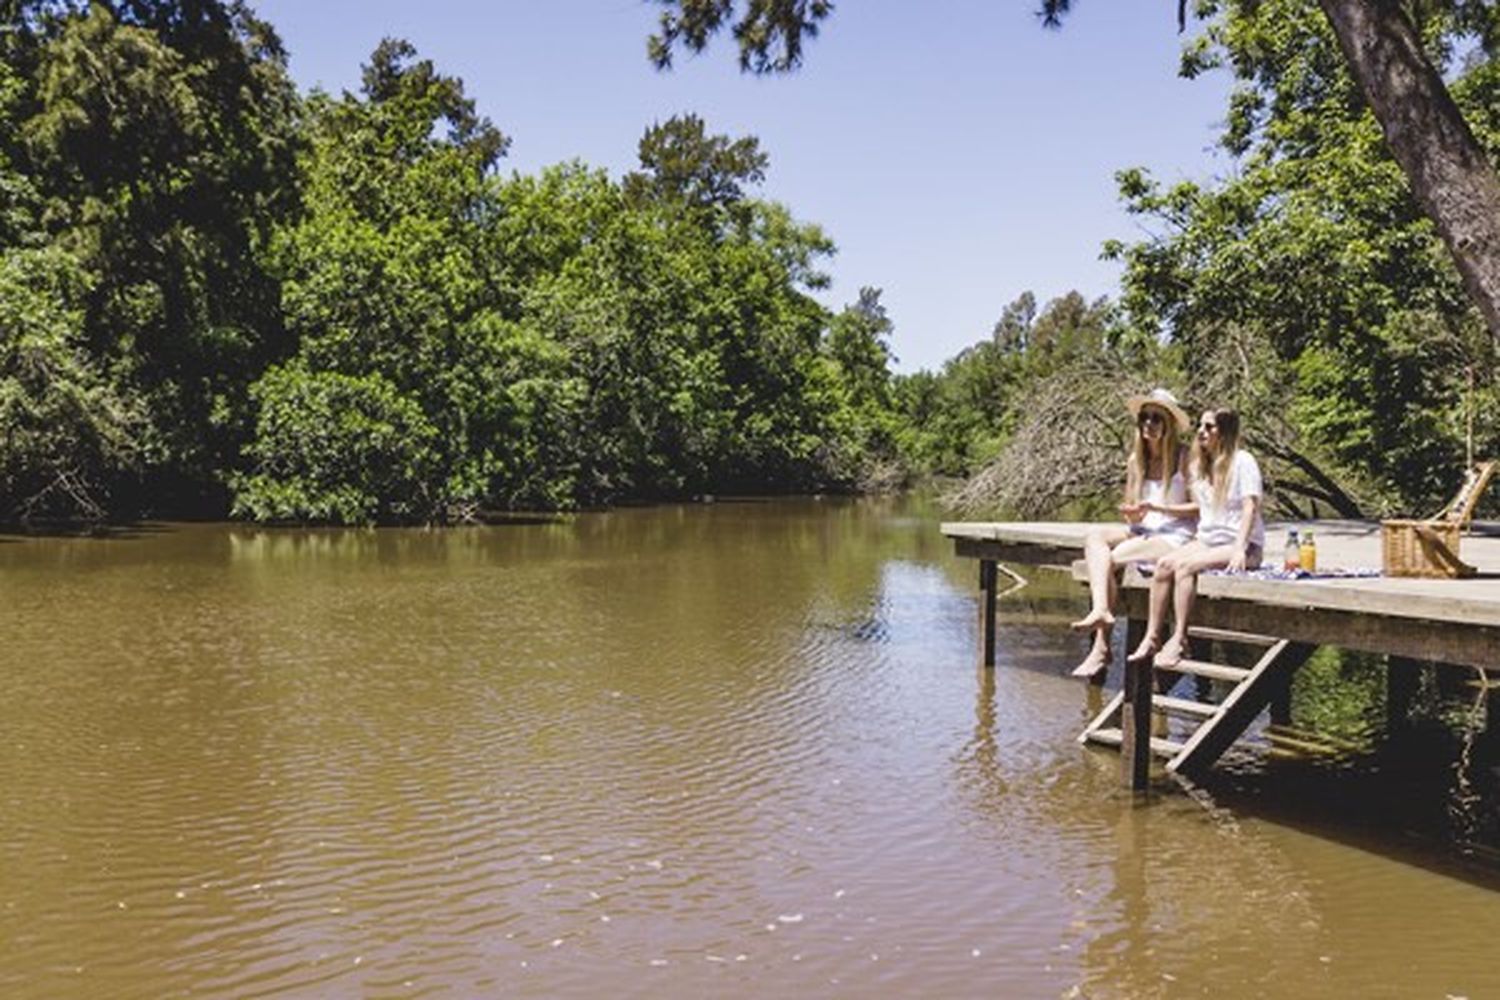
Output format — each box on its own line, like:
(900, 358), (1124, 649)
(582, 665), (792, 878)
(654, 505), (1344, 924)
(0, 242), (145, 521)
(893, 290), (1126, 482)
(646, 1), (1500, 341)
(826, 287), (895, 411)
(234, 39), (573, 522)
(235, 366), (439, 524)
(519, 116), (845, 500)
(648, 0), (833, 73)
(817, 287), (902, 483)
(623, 112), (769, 214)
(991, 290), (1036, 354)
(238, 58), (857, 522)
(1107, 0), (1499, 513)
(6, 0), (301, 513)
(0, 6), (911, 523)
(0, 46), (141, 519)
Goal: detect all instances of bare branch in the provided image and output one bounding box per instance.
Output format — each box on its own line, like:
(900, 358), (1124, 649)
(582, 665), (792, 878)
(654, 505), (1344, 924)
(944, 358), (1159, 517)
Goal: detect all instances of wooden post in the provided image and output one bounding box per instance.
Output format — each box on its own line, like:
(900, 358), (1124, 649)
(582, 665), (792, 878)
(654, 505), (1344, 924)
(1268, 668), (1295, 726)
(1123, 617), (1144, 673)
(979, 559), (998, 668)
(1120, 617), (1151, 791)
(1387, 656), (1420, 734)
(1187, 634), (1211, 701)
(1268, 680), (1294, 726)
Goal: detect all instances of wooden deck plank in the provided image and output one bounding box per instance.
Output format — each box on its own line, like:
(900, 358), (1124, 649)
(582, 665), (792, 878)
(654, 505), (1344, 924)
(944, 519), (1500, 667)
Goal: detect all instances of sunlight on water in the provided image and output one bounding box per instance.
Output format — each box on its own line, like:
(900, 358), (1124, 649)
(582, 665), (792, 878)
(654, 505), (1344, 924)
(0, 498), (1497, 998)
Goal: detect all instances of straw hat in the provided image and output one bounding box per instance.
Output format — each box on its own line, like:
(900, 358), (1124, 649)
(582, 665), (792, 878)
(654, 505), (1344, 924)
(1126, 388), (1191, 434)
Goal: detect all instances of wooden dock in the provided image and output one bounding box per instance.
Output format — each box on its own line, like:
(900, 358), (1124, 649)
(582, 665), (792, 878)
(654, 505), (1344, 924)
(942, 519), (1500, 789)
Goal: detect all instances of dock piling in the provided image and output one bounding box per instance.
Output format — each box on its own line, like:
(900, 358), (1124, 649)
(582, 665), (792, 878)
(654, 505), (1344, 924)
(979, 559), (997, 667)
(1120, 617), (1152, 791)
(1387, 656), (1420, 734)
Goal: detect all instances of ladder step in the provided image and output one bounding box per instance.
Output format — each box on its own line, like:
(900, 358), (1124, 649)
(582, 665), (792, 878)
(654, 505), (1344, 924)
(1264, 724), (1367, 756)
(1162, 659), (1251, 683)
(1186, 626), (1280, 647)
(1155, 695), (1218, 719)
(1077, 695), (1216, 744)
(1077, 691), (1126, 745)
(1085, 727), (1185, 757)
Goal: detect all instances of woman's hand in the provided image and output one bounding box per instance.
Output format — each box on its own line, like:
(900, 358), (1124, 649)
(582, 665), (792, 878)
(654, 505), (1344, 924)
(1227, 545), (1248, 574)
(1118, 501), (1147, 524)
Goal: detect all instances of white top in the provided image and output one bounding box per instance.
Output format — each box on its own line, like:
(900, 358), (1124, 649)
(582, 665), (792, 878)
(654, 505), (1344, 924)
(1138, 472), (1194, 542)
(1194, 449), (1265, 549)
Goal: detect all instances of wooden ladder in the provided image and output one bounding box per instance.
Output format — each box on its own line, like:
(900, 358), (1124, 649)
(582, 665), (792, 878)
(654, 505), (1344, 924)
(1079, 626), (1316, 776)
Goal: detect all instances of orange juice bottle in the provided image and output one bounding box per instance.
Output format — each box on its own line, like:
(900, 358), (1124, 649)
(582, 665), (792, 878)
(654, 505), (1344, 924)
(1283, 529), (1301, 571)
(1299, 531), (1317, 572)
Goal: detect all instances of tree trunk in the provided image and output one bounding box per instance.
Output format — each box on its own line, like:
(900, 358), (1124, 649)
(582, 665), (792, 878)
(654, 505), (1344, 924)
(1318, 0), (1500, 338)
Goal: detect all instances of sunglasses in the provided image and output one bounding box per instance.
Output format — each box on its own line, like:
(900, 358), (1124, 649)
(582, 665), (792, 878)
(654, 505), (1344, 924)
(1137, 411), (1165, 426)
(1198, 421), (1218, 432)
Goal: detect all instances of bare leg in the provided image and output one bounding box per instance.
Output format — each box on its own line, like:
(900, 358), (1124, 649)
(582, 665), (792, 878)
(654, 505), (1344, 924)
(1128, 551), (1178, 664)
(1070, 527), (1128, 678)
(1108, 533), (1177, 653)
(1071, 632), (1111, 678)
(1071, 525), (1129, 631)
(1155, 543), (1237, 668)
(1156, 566), (1197, 669)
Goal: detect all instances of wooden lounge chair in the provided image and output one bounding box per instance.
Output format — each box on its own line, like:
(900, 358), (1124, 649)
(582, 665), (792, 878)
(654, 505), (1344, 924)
(1381, 460), (1496, 578)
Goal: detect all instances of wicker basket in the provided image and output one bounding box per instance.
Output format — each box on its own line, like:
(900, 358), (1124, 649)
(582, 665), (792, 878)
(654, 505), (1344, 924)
(1380, 460), (1495, 578)
(1381, 520), (1470, 578)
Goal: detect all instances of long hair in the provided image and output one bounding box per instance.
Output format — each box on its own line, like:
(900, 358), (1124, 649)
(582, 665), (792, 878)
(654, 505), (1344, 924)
(1124, 408), (1182, 503)
(1192, 408), (1241, 509)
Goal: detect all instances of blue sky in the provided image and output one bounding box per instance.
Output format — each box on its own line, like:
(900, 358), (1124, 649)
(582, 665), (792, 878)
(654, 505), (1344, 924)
(252, 1), (1232, 372)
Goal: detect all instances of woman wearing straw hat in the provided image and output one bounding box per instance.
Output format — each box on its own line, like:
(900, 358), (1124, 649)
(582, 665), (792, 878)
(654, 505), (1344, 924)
(1127, 406), (1265, 671)
(1070, 388), (1197, 678)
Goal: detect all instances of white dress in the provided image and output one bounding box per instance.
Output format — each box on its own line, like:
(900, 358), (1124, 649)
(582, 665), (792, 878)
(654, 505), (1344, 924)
(1193, 450), (1265, 550)
(1132, 472), (1194, 544)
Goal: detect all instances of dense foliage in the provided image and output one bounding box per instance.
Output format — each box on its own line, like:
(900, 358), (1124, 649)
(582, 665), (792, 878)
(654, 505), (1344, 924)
(1104, 0), (1500, 516)
(892, 291), (1135, 483)
(897, 2), (1500, 520)
(0, 2), (900, 523)
(4, 1), (1498, 524)
(2, 0), (300, 518)
(645, 0), (1500, 522)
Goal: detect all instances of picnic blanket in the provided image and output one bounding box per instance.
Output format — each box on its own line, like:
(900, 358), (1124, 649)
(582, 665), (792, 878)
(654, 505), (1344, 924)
(1203, 566), (1382, 580)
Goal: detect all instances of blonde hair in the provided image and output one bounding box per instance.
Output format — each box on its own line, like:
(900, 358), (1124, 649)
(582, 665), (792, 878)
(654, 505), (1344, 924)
(1124, 406), (1182, 503)
(1192, 408), (1242, 509)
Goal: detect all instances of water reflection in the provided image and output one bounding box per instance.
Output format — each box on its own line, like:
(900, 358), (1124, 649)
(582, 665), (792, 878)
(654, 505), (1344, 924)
(1082, 805), (1154, 997)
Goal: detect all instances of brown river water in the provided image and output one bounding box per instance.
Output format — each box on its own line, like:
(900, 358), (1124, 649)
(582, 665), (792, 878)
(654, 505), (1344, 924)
(2, 497), (1499, 998)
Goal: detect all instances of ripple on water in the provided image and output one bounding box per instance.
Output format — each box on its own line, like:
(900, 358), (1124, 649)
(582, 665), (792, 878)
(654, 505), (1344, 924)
(2, 508), (1500, 999)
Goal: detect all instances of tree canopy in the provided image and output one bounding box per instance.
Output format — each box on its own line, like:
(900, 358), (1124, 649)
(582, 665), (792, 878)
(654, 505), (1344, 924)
(4, 0), (1496, 524)
(644, 0), (1500, 519)
(0, 3), (908, 523)
(645, 0), (1500, 340)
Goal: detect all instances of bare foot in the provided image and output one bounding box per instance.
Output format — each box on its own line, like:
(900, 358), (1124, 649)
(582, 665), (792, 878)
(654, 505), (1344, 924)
(1069, 608), (1116, 632)
(1071, 645), (1111, 678)
(1125, 637), (1160, 666)
(1154, 638), (1185, 670)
